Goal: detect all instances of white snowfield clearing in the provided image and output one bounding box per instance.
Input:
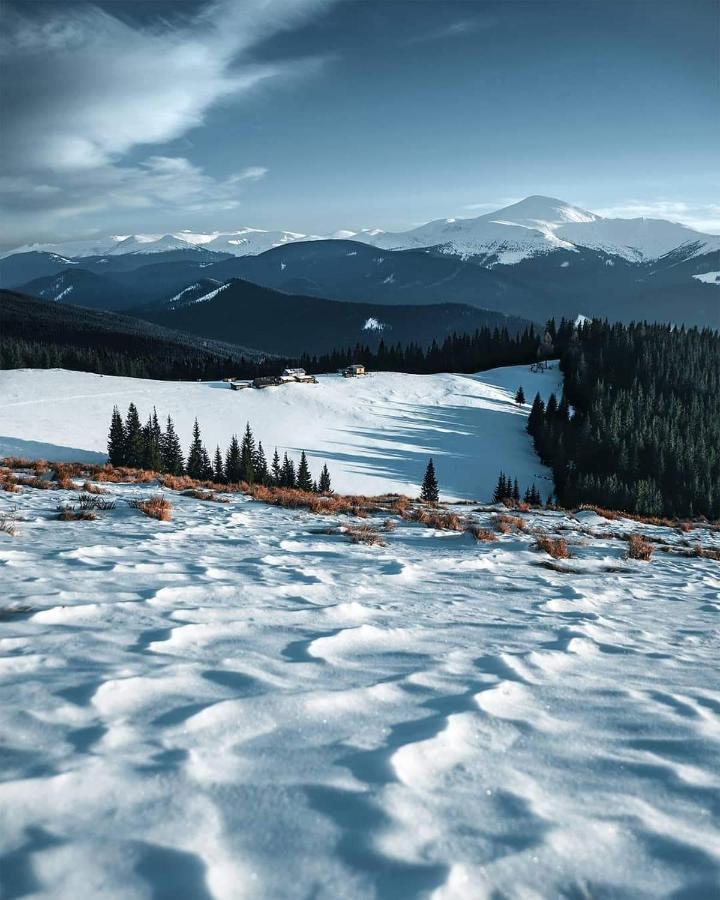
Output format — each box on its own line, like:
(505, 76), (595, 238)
(1, 483), (719, 899)
(0, 365), (561, 501)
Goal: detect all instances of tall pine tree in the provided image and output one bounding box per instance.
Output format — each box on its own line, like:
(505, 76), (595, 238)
(186, 419), (205, 479)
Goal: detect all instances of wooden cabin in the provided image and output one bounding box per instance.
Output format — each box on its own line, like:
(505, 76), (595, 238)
(229, 380), (252, 390)
(252, 375), (283, 389)
(339, 364), (366, 377)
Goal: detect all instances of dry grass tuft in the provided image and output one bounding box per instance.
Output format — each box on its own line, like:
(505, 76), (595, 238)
(532, 535), (570, 559)
(494, 514), (526, 534)
(626, 534), (653, 561)
(82, 481), (108, 495)
(468, 525), (495, 542)
(182, 489), (230, 503)
(344, 524), (385, 546)
(57, 506), (97, 521)
(127, 496), (173, 521)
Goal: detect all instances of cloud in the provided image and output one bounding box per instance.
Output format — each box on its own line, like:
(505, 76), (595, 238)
(594, 200), (720, 234)
(405, 15), (496, 45)
(0, 0), (332, 245)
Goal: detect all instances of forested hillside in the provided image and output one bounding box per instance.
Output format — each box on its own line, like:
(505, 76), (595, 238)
(529, 320), (720, 518)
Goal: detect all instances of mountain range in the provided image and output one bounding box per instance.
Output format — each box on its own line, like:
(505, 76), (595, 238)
(1, 196), (717, 349)
(4, 196), (718, 264)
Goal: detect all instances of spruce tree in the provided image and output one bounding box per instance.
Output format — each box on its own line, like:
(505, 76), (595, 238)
(161, 416), (184, 475)
(512, 478), (521, 502)
(493, 472), (508, 503)
(142, 410), (163, 472)
(107, 406), (126, 466)
(240, 423), (256, 484)
(297, 451), (313, 492)
(281, 453), (296, 488)
(271, 448), (282, 486)
(213, 446), (225, 483)
(225, 435), (242, 483)
(318, 463), (332, 493)
(420, 458), (439, 502)
(200, 446), (213, 481)
(186, 419), (205, 479)
(527, 393), (545, 435)
(124, 403), (144, 469)
(253, 441), (268, 485)
(515, 386), (526, 405)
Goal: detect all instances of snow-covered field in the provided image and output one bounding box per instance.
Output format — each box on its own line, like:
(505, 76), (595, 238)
(0, 365), (562, 501)
(1, 481), (719, 898)
(2, 364), (719, 898)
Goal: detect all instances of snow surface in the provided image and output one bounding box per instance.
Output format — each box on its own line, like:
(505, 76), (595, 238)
(0, 365), (561, 501)
(1, 466), (719, 898)
(693, 271), (720, 285)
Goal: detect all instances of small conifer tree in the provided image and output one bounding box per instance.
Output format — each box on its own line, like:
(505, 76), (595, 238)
(161, 416), (185, 475)
(493, 471), (508, 503)
(515, 385), (526, 406)
(240, 423), (256, 484)
(107, 406), (126, 466)
(271, 448), (282, 486)
(225, 435), (242, 483)
(420, 458), (439, 502)
(253, 441), (268, 485)
(213, 446), (225, 483)
(124, 403), (144, 469)
(297, 451), (313, 492)
(318, 463), (332, 493)
(186, 419), (205, 479)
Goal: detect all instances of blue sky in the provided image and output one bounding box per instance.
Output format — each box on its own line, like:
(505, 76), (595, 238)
(1, 0), (718, 247)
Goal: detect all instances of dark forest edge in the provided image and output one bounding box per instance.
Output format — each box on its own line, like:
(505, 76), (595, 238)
(528, 320), (720, 520)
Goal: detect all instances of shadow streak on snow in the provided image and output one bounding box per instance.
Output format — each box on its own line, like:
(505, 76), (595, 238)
(0, 435), (106, 464)
(287, 399), (544, 499)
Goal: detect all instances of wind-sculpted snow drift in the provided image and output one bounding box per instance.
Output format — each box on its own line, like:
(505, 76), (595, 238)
(1, 481), (719, 898)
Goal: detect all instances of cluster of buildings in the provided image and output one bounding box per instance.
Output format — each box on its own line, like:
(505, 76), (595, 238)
(225, 364), (366, 391)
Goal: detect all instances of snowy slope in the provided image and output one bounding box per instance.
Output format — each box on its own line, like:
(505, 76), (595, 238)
(1, 468), (719, 898)
(0, 365), (561, 500)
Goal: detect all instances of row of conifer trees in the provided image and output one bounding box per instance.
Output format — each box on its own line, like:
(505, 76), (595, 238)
(107, 404), (331, 491)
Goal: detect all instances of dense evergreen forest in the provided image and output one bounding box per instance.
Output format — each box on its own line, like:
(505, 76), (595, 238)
(1, 284), (544, 378)
(528, 320), (720, 519)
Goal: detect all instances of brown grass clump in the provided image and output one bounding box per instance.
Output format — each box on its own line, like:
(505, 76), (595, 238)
(15, 475), (55, 490)
(532, 535), (570, 559)
(468, 525), (495, 542)
(246, 484), (383, 517)
(494, 514), (526, 534)
(345, 524), (385, 546)
(57, 508), (97, 522)
(82, 481), (108, 495)
(626, 534), (653, 561)
(0, 473), (20, 493)
(128, 496), (172, 522)
(181, 489), (230, 503)
(693, 545), (720, 561)
(95, 465), (156, 484)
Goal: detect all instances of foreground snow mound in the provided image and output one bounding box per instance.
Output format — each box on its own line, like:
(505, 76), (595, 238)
(1, 485), (719, 898)
(0, 365), (561, 500)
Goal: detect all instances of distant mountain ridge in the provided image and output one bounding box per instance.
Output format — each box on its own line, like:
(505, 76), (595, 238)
(4, 195), (718, 265)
